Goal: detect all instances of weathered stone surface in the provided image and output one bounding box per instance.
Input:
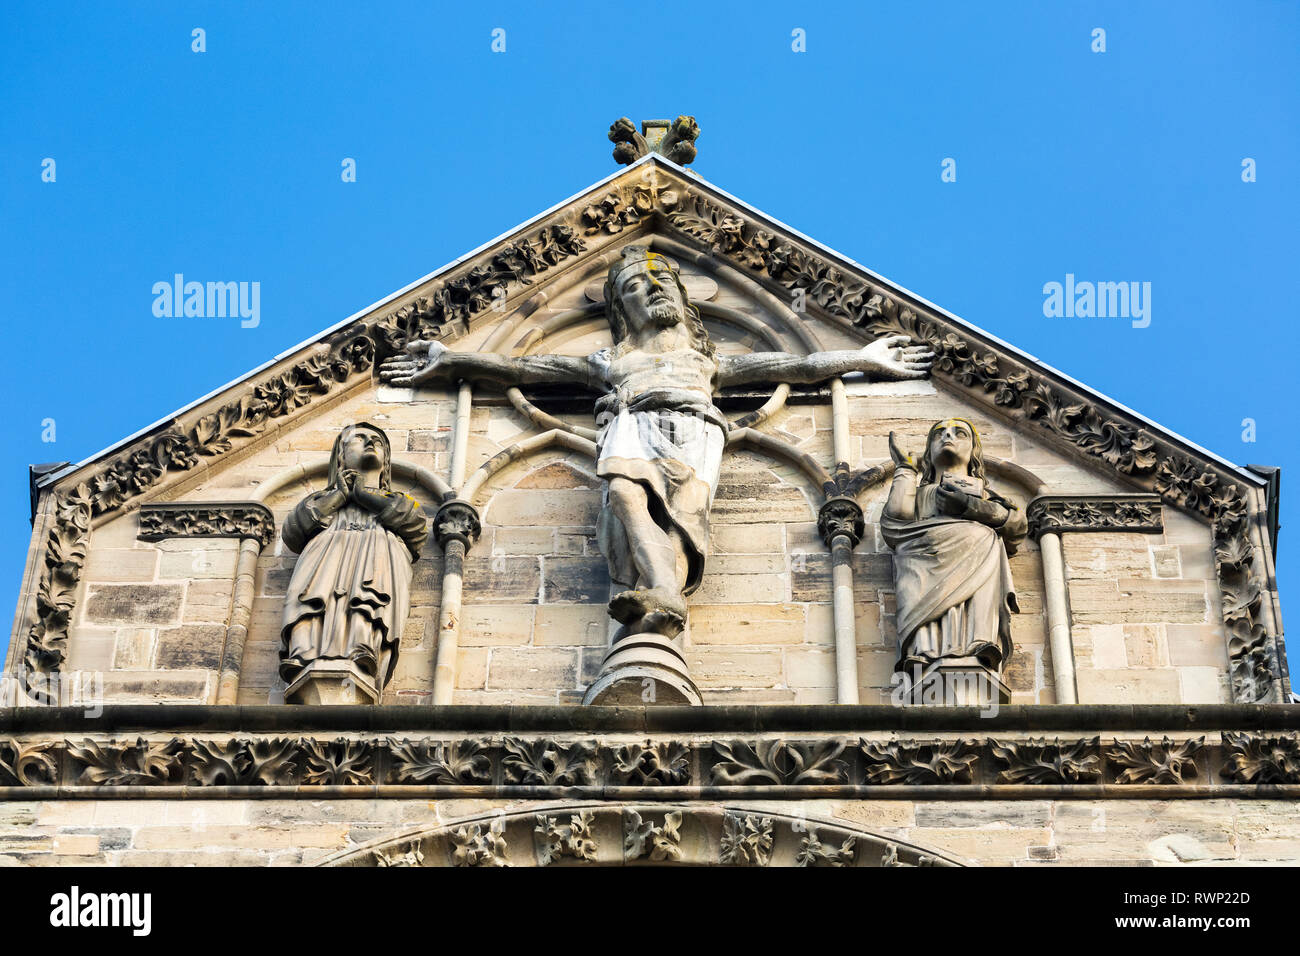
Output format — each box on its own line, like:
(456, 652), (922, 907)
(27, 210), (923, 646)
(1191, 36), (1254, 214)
(83, 584), (183, 626)
(183, 578), (235, 622)
(155, 624), (225, 670)
(1003, 647), (1038, 692)
(486, 489), (600, 528)
(458, 606), (535, 646)
(710, 524), (783, 554)
(1150, 546), (1181, 578)
(489, 527), (555, 555)
(1069, 579), (1208, 625)
(83, 548), (158, 583)
(97, 671), (210, 702)
(1165, 624), (1228, 667)
(1062, 535), (1153, 579)
(65, 627), (115, 672)
(542, 556), (609, 604)
(534, 605), (607, 646)
(1122, 624), (1167, 667)
(1075, 667), (1181, 704)
(516, 461), (595, 489)
(408, 430), (450, 454)
(160, 545), (240, 580)
(455, 648), (488, 689)
(1178, 666), (1225, 703)
(486, 648), (578, 690)
(462, 556), (540, 604)
(689, 604), (806, 645)
(112, 629), (156, 670)
(694, 572), (787, 605)
(686, 649), (784, 687)
(784, 646), (835, 688)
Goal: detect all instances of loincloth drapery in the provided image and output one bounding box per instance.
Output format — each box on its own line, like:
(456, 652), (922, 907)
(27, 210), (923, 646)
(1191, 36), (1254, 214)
(594, 389), (726, 595)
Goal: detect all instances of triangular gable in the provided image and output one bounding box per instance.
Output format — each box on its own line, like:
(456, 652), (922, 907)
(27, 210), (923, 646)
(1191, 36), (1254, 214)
(20, 154), (1283, 704)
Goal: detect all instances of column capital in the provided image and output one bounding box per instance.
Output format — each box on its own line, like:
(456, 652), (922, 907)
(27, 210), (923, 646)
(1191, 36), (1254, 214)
(817, 495), (865, 549)
(433, 499), (482, 551)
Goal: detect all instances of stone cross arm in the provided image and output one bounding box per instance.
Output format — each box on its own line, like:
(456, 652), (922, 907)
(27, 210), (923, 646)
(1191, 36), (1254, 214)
(379, 335), (934, 392)
(716, 335), (934, 388)
(379, 340), (600, 390)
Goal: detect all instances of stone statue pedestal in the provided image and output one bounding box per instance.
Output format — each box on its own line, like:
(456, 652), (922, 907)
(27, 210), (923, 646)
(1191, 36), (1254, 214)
(902, 657), (1010, 707)
(582, 631), (702, 706)
(284, 660), (378, 706)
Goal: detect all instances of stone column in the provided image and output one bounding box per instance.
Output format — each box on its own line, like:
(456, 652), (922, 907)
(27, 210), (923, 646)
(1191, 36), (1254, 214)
(133, 502), (275, 706)
(216, 536), (263, 705)
(818, 496), (865, 705)
(1036, 530), (1077, 705)
(431, 499), (481, 706)
(1025, 493), (1164, 705)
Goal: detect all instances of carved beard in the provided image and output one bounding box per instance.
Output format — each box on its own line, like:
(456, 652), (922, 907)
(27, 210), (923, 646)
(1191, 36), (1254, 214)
(647, 299), (682, 327)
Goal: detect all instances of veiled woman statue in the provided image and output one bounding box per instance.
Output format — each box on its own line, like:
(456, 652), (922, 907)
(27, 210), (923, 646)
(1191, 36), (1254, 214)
(279, 423), (428, 703)
(883, 419), (1027, 685)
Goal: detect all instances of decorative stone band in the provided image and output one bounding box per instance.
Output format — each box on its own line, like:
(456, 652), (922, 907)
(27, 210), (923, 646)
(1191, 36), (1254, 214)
(2, 728), (1297, 797)
(432, 499), (482, 551)
(137, 502), (276, 550)
(324, 804), (951, 867)
(1025, 494), (1164, 540)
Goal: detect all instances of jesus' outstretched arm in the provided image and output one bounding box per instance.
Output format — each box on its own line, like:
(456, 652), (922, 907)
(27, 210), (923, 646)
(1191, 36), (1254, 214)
(716, 333), (933, 387)
(379, 339), (600, 390)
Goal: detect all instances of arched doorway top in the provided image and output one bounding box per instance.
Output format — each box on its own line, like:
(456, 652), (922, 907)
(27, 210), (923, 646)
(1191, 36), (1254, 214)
(319, 802), (967, 868)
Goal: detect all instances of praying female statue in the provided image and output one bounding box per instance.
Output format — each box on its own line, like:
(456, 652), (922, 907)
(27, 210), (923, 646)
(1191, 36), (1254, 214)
(883, 418), (1026, 680)
(279, 423), (428, 703)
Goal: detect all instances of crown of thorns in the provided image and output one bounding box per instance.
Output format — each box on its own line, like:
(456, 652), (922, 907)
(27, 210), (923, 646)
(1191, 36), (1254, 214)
(606, 245), (679, 289)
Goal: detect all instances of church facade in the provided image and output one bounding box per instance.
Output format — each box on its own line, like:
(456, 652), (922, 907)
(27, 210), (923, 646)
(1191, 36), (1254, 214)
(2, 119), (1294, 867)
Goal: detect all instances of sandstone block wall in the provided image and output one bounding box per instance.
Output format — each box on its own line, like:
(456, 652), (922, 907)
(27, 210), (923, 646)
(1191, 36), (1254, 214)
(21, 283), (1232, 707)
(2, 796), (1293, 867)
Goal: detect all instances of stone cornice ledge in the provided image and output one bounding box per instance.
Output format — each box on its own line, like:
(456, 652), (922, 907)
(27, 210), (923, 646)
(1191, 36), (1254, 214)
(3, 704), (1299, 734)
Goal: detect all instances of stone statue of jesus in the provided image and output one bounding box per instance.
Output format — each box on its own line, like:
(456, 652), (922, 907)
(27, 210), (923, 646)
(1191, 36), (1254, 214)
(380, 245), (933, 703)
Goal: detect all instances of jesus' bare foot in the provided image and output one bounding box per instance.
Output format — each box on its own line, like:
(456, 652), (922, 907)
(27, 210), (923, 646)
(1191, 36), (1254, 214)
(608, 586), (688, 629)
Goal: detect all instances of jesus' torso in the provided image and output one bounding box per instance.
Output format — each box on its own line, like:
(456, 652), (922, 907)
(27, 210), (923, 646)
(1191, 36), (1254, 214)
(591, 345), (718, 400)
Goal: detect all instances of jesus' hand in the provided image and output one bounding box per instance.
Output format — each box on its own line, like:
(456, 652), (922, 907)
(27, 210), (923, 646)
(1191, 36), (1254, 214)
(858, 334), (934, 381)
(379, 339), (448, 387)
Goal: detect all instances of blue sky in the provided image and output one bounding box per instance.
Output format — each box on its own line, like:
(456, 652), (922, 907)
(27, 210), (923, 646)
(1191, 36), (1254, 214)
(2, 1), (1296, 664)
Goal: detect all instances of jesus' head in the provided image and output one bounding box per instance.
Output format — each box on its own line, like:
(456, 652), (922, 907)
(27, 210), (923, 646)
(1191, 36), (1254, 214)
(604, 245), (715, 359)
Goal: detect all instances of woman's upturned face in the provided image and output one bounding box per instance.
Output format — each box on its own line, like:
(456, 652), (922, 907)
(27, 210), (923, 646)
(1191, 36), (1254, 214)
(928, 420), (974, 471)
(340, 428), (387, 474)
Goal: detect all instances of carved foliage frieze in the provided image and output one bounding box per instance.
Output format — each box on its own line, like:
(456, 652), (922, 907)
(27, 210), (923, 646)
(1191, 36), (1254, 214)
(451, 819), (510, 867)
(710, 738), (848, 786)
(990, 737), (1102, 785)
(137, 502), (275, 549)
(534, 811), (598, 865)
(624, 809), (683, 862)
(1106, 736), (1203, 785)
(718, 812), (774, 866)
(1026, 495), (1164, 538)
(860, 738), (980, 785)
(0, 737), (57, 787)
(4, 732), (1293, 793)
(609, 741), (692, 786)
(1220, 731), (1300, 784)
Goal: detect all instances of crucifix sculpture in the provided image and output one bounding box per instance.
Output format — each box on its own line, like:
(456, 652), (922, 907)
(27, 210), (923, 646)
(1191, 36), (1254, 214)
(379, 245), (934, 704)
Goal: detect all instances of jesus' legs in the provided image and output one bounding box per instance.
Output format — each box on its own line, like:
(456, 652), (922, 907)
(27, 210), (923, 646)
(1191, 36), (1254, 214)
(605, 476), (688, 626)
